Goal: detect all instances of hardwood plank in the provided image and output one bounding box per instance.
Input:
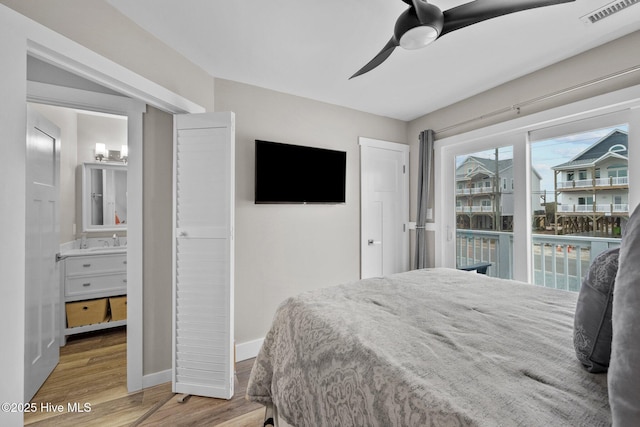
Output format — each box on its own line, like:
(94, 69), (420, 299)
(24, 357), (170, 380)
(25, 327), (266, 426)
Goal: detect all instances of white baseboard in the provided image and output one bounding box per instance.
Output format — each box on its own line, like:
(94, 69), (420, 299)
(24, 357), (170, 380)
(142, 368), (172, 389)
(140, 339), (263, 389)
(236, 338), (264, 362)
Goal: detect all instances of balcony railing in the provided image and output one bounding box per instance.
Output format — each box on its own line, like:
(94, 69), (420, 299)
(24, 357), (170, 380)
(456, 229), (620, 291)
(456, 186), (496, 195)
(456, 205), (494, 213)
(557, 203), (629, 214)
(557, 176), (628, 189)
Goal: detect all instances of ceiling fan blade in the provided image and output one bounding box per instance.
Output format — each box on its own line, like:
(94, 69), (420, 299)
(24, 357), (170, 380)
(350, 37), (399, 79)
(441, 0), (575, 37)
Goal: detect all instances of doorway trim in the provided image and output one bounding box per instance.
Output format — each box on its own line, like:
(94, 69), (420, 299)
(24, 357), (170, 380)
(27, 81), (146, 391)
(1, 5), (206, 406)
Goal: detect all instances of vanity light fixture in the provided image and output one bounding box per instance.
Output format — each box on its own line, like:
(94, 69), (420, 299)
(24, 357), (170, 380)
(95, 143), (107, 161)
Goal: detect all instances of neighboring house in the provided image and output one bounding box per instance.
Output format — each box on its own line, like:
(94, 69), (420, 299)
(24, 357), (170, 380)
(552, 129), (628, 236)
(456, 156), (542, 231)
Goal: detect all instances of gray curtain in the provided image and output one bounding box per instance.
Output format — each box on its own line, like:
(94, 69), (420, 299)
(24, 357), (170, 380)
(415, 129), (434, 269)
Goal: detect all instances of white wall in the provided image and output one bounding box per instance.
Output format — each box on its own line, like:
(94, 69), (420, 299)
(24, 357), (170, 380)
(0, 8), (28, 425)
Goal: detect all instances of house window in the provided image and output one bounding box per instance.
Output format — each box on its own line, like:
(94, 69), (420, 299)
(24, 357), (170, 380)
(595, 168), (601, 179)
(579, 170), (587, 180)
(578, 196), (593, 205)
(567, 171), (574, 181)
(502, 178), (507, 190)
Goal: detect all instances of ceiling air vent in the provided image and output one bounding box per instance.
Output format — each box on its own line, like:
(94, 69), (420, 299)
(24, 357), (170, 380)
(581, 0), (639, 23)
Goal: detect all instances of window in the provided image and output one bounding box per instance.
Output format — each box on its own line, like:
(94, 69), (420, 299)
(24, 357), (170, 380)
(439, 101), (638, 287)
(530, 124), (628, 290)
(455, 146), (513, 279)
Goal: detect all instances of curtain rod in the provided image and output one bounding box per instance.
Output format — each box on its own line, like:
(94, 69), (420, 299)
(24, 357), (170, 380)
(434, 64), (640, 135)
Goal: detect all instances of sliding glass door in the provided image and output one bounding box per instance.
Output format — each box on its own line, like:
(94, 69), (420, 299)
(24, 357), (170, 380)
(455, 146), (514, 279)
(529, 122), (629, 290)
(437, 99), (639, 286)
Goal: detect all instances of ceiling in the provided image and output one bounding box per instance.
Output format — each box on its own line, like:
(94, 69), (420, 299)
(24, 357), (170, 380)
(106, 0), (640, 121)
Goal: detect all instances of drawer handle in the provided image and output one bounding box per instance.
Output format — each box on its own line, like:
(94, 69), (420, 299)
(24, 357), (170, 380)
(123, 279), (127, 283)
(82, 306), (89, 311)
(83, 264), (91, 268)
(83, 283), (91, 287)
(123, 260), (127, 265)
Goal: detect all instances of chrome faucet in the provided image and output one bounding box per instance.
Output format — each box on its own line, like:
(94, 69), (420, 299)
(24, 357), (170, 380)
(113, 234), (120, 247)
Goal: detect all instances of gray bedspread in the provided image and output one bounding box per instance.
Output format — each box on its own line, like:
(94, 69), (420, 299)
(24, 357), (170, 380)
(246, 268), (610, 426)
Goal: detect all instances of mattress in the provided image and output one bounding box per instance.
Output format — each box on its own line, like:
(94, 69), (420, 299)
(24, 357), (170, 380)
(247, 268), (610, 426)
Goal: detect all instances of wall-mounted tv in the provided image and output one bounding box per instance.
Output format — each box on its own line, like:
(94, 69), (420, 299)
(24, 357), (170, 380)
(255, 140), (346, 204)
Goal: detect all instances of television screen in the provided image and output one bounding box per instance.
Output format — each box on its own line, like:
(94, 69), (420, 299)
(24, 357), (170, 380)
(255, 140), (346, 204)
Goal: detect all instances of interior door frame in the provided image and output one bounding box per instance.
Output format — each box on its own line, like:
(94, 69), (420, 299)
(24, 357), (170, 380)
(6, 11), (206, 400)
(359, 137), (410, 278)
(27, 81), (146, 392)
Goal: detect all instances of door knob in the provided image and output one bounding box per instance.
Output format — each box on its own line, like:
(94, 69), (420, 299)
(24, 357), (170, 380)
(368, 239), (381, 245)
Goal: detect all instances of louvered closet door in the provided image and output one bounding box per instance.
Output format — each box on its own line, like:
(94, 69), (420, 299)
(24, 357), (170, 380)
(173, 112), (235, 399)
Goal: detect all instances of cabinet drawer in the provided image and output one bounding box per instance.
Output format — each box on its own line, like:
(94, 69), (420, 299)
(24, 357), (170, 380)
(65, 273), (127, 298)
(65, 254), (127, 275)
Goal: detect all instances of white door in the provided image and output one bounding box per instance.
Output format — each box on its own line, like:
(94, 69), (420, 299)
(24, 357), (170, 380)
(24, 106), (61, 401)
(360, 138), (409, 279)
(173, 112), (235, 399)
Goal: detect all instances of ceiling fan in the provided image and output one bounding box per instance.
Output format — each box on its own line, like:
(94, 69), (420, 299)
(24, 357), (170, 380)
(350, 0), (576, 79)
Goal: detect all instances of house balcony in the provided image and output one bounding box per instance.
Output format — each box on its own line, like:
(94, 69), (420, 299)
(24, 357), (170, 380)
(456, 186), (496, 195)
(557, 203), (629, 214)
(556, 176), (628, 191)
(456, 205), (494, 213)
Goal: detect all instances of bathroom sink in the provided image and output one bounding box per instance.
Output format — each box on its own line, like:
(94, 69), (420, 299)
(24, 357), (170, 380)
(88, 246), (125, 253)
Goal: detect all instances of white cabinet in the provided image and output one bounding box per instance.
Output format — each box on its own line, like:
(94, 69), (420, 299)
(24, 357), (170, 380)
(61, 252), (127, 343)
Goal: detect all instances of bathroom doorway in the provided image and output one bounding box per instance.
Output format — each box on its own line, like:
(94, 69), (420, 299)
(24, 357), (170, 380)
(26, 101), (130, 401)
(26, 54), (146, 397)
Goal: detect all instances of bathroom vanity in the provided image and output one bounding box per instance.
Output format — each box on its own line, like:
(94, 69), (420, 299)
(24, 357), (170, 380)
(59, 242), (127, 344)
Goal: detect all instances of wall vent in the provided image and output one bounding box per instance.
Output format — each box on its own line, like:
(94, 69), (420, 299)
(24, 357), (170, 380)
(581, 0), (639, 23)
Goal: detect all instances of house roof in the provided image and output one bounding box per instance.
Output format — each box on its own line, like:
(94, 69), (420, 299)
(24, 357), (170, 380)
(552, 129), (628, 170)
(456, 156), (512, 179)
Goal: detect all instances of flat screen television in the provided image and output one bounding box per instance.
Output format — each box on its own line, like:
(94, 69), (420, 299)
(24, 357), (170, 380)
(255, 140), (346, 204)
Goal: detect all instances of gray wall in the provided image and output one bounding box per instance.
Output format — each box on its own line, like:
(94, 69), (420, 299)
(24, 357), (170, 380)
(215, 78), (408, 344)
(142, 106), (174, 375)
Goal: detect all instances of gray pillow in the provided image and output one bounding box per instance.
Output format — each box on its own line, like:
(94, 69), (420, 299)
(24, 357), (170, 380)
(574, 247), (619, 373)
(609, 203), (640, 425)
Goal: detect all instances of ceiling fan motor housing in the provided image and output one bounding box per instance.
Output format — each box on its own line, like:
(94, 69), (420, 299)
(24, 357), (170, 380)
(395, 2), (444, 49)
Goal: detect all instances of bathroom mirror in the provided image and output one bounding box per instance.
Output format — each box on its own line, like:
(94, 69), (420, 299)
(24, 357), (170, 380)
(82, 162), (127, 232)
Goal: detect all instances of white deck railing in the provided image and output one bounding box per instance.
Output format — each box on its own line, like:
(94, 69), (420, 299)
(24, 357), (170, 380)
(557, 203), (629, 213)
(456, 230), (621, 291)
(557, 176), (628, 189)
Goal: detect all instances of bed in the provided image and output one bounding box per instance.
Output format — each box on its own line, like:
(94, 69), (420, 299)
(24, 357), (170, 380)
(246, 268), (611, 426)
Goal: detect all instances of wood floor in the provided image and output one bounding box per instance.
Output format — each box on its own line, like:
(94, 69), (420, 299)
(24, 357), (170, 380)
(25, 327), (265, 426)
